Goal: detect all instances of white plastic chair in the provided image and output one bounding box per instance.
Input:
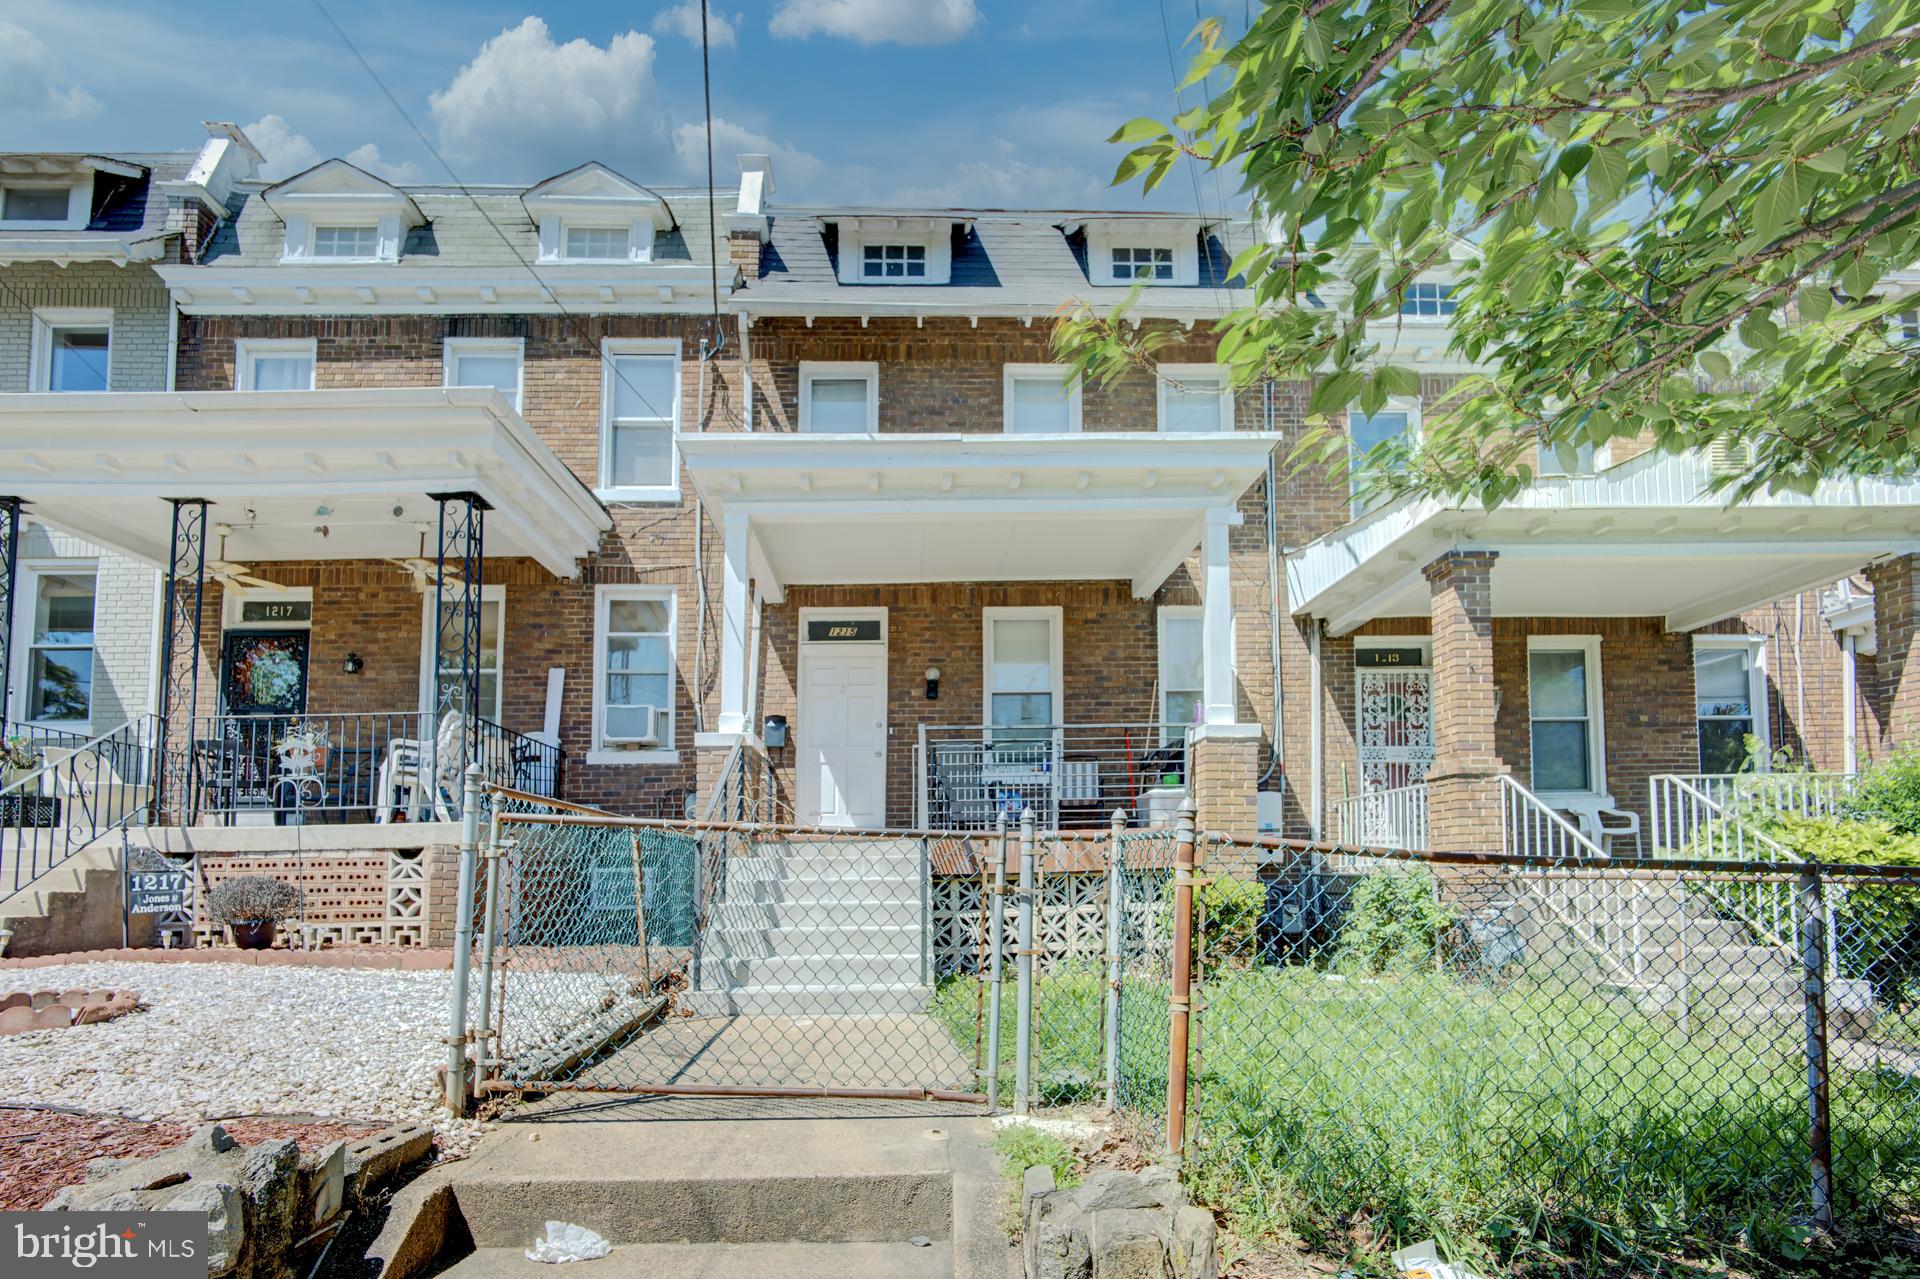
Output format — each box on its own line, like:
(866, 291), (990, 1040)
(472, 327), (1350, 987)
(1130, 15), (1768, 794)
(1562, 795), (1644, 858)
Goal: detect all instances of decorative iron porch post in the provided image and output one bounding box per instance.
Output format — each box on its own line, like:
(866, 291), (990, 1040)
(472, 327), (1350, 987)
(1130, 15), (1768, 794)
(428, 492), (487, 817)
(0, 497), (20, 724)
(155, 499), (210, 823)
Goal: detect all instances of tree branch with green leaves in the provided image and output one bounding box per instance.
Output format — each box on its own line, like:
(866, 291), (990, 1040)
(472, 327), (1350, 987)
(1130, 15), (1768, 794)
(1055, 0), (1920, 507)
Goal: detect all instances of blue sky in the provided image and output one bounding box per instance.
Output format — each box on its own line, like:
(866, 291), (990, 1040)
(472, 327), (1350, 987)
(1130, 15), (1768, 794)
(0, 0), (1249, 214)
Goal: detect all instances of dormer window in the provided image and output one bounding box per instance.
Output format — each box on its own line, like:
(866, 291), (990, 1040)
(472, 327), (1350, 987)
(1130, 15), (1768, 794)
(3, 186), (73, 222)
(564, 225), (633, 260)
(1399, 282), (1457, 318)
(1113, 246), (1173, 282)
(863, 244), (926, 279)
(310, 224), (380, 259)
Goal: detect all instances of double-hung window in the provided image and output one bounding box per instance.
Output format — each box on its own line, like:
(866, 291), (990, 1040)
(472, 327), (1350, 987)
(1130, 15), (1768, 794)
(1694, 639), (1767, 774)
(311, 224), (380, 259)
(1158, 607), (1203, 744)
(1003, 365), (1081, 434)
(1527, 637), (1605, 796)
(799, 362), (878, 433)
(1156, 365), (1234, 432)
(984, 608), (1061, 744)
(31, 310), (112, 392)
(421, 588), (504, 722)
(235, 339), (317, 391)
(599, 342), (680, 499)
(444, 339), (524, 411)
(1113, 246), (1173, 281)
(24, 570), (97, 726)
(862, 244), (925, 279)
(1347, 398), (1420, 511)
(592, 587), (676, 763)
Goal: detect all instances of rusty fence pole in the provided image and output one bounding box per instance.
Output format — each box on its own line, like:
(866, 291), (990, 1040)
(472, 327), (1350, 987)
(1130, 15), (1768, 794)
(1103, 808), (1127, 1111)
(1799, 865), (1835, 1231)
(1167, 801), (1197, 1159)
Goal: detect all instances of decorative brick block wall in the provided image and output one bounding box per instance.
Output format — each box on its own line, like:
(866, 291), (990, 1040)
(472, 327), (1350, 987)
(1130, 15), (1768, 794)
(191, 848), (428, 947)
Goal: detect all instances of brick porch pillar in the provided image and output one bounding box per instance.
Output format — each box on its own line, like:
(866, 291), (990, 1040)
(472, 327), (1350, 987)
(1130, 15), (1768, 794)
(1423, 550), (1505, 852)
(1867, 554), (1920, 759)
(1188, 724), (1261, 841)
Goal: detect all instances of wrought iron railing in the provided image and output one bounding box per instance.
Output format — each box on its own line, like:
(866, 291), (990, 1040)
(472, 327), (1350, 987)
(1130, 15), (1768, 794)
(176, 711), (441, 825)
(1333, 781), (1429, 850)
(914, 723), (1190, 831)
(476, 718), (563, 805)
(3, 714), (158, 900)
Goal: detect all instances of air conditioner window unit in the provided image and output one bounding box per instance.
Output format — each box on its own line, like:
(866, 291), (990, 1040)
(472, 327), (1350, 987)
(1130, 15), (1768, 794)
(603, 704), (660, 747)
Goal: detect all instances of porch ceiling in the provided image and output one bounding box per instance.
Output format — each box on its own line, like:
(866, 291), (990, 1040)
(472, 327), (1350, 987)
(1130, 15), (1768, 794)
(1288, 450), (1920, 634)
(679, 431), (1281, 599)
(0, 388), (612, 578)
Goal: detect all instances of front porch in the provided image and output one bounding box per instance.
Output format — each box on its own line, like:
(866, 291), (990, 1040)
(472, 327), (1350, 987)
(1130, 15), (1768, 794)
(1293, 449), (1920, 856)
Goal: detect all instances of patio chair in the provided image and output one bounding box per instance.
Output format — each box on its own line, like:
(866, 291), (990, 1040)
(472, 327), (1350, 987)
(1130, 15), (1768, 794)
(931, 740), (992, 829)
(374, 737), (424, 823)
(1560, 795), (1643, 858)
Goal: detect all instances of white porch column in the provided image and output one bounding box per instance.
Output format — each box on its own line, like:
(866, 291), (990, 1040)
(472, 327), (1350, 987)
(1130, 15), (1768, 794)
(716, 508), (751, 736)
(1201, 506), (1238, 726)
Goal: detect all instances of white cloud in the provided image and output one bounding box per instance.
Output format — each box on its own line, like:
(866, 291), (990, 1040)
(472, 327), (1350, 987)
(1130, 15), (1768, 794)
(769, 0), (979, 46)
(243, 115), (421, 183)
(672, 118), (825, 189)
(427, 18), (665, 181)
(653, 2), (737, 49)
(0, 19), (101, 119)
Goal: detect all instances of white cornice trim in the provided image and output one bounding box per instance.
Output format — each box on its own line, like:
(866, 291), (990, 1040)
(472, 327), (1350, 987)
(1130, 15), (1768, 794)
(153, 263), (724, 314)
(0, 235), (167, 266)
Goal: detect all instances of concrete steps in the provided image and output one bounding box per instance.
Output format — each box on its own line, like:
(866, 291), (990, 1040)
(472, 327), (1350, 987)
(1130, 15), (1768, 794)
(441, 1241), (951, 1279)
(0, 864), (143, 957)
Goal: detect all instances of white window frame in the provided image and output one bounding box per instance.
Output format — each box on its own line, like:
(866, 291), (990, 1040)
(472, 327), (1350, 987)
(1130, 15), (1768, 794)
(1348, 396), (1423, 513)
(10, 561), (99, 730)
(1398, 280), (1457, 320)
(0, 182), (87, 231)
(1112, 245), (1175, 282)
(1155, 364), (1235, 433)
(536, 217), (657, 264)
(234, 338), (318, 391)
(589, 584), (678, 766)
(1525, 634), (1607, 802)
(981, 606), (1064, 736)
(798, 361), (880, 434)
(29, 308), (113, 393)
(860, 243), (928, 280)
(418, 585), (507, 724)
(443, 338), (525, 412)
(1692, 635), (1770, 774)
(1157, 605), (1205, 745)
(1002, 364), (1083, 434)
(280, 212), (404, 264)
(308, 223), (383, 261)
(596, 338), (681, 502)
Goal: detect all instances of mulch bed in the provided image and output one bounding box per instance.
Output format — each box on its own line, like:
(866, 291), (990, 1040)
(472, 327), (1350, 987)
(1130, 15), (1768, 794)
(0, 1105), (385, 1211)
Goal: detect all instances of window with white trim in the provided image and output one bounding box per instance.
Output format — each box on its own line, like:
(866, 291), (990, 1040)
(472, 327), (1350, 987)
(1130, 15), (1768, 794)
(1694, 638), (1768, 774)
(1, 184), (78, 225)
(1348, 398), (1420, 510)
(1158, 607), (1202, 743)
(799, 362), (879, 433)
(862, 244), (926, 279)
(31, 310), (112, 393)
(1003, 365), (1081, 434)
(564, 225), (629, 260)
(1399, 282), (1457, 317)
(1113, 246), (1173, 281)
(984, 608), (1061, 743)
(310, 224), (380, 259)
(23, 570), (96, 726)
(235, 339), (317, 391)
(592, 586), (676, 762)
(1156, 365), (1234, 432)
(1538, 440), (1600, 476)
(421, 587), (505, 721)
(599, 343), (680, 498)
(1527, 637), (1604, 795)
(444, 339), (524, 411)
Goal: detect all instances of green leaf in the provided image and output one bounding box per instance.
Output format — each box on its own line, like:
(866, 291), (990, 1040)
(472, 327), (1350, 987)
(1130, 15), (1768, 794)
(1108, 118), (1173, 145)
(1699, 351), (1733, 381)
(1797, 285), (1832, 324)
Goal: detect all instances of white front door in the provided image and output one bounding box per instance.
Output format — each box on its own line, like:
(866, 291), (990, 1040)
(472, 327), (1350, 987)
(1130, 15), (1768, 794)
(798, 646), (888, 828)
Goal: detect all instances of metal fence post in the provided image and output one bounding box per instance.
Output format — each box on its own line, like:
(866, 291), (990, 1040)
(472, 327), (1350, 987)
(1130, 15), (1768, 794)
(1015, 807), (1036, 1116)
(1799, 866), (1835, 1231)
(443, 765), (483, 1115)
(1103, 808), (1126, 1111)
(1167, 801), (1197, 1159)
(985, 812), (1007, 1110)
(471, 806), (505, 1094)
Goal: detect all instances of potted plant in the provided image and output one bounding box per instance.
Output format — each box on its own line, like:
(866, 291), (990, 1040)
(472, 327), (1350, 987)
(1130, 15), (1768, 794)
(206, 875), (303, 950)
(2, 735), (42, 789)
(0, 736), (51, 828)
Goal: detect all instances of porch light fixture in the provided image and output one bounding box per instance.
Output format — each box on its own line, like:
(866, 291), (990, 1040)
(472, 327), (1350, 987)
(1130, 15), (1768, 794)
(342, 652), (364, 675)
(924, 666), (941, 701)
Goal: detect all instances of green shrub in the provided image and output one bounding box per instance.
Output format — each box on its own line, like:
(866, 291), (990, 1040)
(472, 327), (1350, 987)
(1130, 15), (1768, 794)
(1840, 752), (1920, 835)
(206, 875), (303, 925)
(1333, 865), (1453, 974)
(1751, 812), (1920, 1001)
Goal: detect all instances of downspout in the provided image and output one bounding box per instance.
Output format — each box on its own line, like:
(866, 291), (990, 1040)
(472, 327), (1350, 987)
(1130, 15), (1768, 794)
(1258, 379), (1285, 790)
(1308, 618), (1324, 842)
(737, 311), (754, 432)
(1842, 631), (1859, 774)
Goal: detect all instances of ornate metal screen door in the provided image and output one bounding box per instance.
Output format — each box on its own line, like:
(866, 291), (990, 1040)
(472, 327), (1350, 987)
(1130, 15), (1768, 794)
(1356, 665), (1434, 792)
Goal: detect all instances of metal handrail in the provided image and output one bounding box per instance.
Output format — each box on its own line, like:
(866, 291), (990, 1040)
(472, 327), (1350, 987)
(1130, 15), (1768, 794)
(1332, 781), (1429, 851)
(915, 722), (1192, 831)
(1498, 774), (1607, 861)
(3, 714), (159, 901)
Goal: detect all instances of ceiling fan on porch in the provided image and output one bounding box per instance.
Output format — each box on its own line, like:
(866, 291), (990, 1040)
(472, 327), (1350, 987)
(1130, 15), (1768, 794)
(207, 526), (290, 594)
(385, 528), (468, 594)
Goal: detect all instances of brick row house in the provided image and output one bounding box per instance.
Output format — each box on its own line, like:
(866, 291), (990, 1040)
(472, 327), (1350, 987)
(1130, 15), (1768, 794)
(3, 135), (1919, 905)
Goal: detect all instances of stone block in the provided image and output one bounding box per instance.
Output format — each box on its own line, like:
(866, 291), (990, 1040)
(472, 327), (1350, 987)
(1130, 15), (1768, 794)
(344, 1122), (435, 1204)
(1072, 1168), (1162, 1213)
(1022, 1163), (1056, 1224)
(1169, 1205), (1217, 1279)
(168, 1179), (245, 1276)
(1136, 1165), (1182, 1211)
(300, 1141), (347, 1226)
(1030, 1195), (1093, 1279)
(1089, 1207), (1170, 1279)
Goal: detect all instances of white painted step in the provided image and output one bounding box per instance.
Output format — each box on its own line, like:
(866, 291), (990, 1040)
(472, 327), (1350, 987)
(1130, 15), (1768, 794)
(704, 952), (924, 989)
(718, 872), (921, 902)
(708, 923), (921, 959)
(706, 898), (922, 930)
